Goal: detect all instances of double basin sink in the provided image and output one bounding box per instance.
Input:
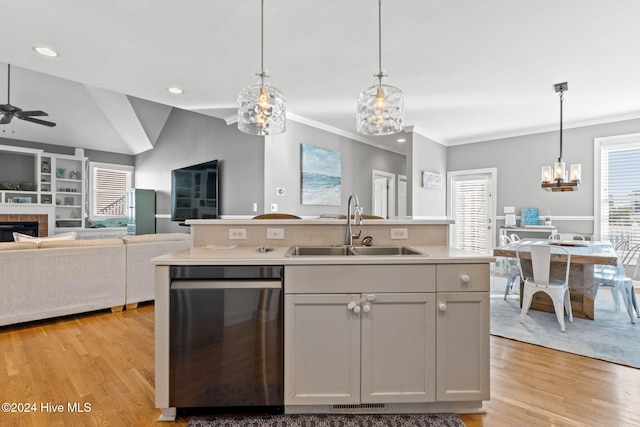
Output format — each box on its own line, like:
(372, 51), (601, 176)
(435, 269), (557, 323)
(285, 245), (428, 257)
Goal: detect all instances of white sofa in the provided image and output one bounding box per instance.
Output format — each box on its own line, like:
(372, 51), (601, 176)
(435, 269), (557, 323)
(123, 233), (192, 308)
(0, 233), (191, 327)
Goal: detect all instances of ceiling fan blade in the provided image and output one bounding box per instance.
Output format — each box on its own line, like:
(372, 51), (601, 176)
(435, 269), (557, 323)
(20, 116), (56, 127)
(16, 110), (49, 117)
(0, 114), (12, 125)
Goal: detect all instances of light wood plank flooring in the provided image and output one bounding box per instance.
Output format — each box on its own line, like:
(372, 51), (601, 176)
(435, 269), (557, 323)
(1, 304), (639, 427)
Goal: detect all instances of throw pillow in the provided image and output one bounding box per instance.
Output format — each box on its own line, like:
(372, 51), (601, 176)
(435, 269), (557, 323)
(13, 231), (77, 244)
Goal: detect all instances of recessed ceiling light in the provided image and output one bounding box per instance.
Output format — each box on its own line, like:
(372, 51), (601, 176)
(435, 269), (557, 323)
(167, 87), (183, 94)
(397, 138), (406, 143)
(33, 46), (59, 57)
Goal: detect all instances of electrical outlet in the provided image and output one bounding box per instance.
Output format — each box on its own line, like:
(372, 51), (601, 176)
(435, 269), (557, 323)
(270, 203), (278, 212)
(253, 202), (258, 212)
(391, 228), (408, 240)
(228, 228), (247, 240)
(267, 228), (284, 240)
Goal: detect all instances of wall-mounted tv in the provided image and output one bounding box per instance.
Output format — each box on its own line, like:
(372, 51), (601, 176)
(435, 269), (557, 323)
(171, 160), (219, 223)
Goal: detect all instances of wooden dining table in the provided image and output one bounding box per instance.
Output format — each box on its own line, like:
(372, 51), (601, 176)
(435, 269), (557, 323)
(493, 239), (618, 320)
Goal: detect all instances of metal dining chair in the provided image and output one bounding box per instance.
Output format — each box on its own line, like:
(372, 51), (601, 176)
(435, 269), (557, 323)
(594, 239), (629, 312)
(498, 235), (521, 300)
(549, 233), (585, 241)
(517, 243), (573, 332)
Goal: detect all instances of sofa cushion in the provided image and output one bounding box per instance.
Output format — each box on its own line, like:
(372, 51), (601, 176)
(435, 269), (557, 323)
(0, 241), (38, 251)
(38, 238), (124, 249)
(123, 233), (191, 244)
(13, 231), (77, 244)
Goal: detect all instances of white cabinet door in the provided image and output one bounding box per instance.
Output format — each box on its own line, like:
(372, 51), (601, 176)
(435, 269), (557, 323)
(284, 294), (361, 405)
(360, 293), (436, 403)
(435, 292), (490, 401)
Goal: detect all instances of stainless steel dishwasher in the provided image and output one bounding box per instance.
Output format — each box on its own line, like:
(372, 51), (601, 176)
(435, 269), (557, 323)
(169, 265), (284, 414)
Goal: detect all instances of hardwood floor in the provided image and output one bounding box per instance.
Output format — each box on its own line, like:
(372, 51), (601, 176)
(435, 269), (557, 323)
(1, 304), (639, 427)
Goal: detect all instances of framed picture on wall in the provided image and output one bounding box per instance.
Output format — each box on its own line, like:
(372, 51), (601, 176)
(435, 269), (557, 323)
(422, 171), (443, 189)
(301, 144), (341, 206)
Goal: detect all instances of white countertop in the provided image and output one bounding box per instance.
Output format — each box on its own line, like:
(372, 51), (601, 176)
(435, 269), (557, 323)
(187, 219), (454, 226)
(151, 245), (495, 266)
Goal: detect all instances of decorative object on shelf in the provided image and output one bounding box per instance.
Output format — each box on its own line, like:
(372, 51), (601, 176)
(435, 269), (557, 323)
(11, 197), (32, 203)
(356, 0), (404, 136)
(541, 82), (581, 192)
(520, 208), (539, 226)
(237, 0), (286, 136)
(56, 167), (66, 178)
(64, 197), (74, 205)
(0, 182), (35, 191)
(41, 159), (51, 173)
(69, 171), (81, 180)
(56, 199), (61, 205)
(421, 171), (443, 189)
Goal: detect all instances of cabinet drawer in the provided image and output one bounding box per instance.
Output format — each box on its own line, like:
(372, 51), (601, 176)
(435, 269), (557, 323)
(437, 264), (489, 292)
(285, 265), (436, 294)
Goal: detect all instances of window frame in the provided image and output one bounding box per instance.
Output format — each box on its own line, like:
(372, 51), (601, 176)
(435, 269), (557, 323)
(89, 161), (134, 221)
(594, 132), (640, 244)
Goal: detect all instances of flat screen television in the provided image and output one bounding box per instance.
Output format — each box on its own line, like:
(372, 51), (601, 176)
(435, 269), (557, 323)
(171, 159), (219, 223)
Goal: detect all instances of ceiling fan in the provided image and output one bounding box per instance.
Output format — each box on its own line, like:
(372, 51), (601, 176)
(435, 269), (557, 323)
(0, 64), (56, 127)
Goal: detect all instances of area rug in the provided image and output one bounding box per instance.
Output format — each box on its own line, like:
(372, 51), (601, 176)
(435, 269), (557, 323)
(491, 289), (640, 368)
(187, 413), (466, 427)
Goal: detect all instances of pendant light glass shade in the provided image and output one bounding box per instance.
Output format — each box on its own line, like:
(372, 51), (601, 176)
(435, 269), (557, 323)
(238, 73), (286, 135)
(356, 0), (404, 136)
(357, 74), (404, 135)
(237, 0), (286, 136)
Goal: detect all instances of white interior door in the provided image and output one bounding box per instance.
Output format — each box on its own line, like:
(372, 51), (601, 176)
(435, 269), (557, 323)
(447, 169), (497, 254)
(373, 178), (388, 218)
(398, 175), (407, 218)
(371, 170), (395, 219)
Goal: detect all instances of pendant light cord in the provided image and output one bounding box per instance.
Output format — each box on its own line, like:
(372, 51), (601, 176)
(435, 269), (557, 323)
(378, 0), (382, 81)
(558, 89), (564, 161)
(259, 0), (265, 84)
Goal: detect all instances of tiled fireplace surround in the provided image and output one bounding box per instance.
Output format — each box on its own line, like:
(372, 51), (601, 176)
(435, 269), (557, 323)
(0, 214), (49, 237)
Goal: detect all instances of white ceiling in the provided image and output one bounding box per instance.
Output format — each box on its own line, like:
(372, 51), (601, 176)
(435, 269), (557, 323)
(2, 0), (640, 155)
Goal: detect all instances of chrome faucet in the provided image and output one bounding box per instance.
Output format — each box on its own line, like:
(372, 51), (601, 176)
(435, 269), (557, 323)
(345, 193), (363, 245)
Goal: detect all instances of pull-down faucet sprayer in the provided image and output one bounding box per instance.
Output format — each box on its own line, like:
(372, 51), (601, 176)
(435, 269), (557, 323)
(345, 193), (363, 246)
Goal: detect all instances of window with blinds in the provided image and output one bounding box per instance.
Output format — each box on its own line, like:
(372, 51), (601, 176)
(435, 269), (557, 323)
(599, 139), (640, 248)
(452, 177), (489, 253)
(90, 163), (132, 218)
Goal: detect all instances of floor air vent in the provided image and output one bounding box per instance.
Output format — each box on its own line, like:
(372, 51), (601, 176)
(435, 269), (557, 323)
(332, 403), (386, 410)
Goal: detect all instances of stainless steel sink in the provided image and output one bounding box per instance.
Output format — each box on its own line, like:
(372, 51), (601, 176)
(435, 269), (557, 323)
(285, 245), (427, 257)
(285, 246), (350, 256)
(349, 246), (427, 256)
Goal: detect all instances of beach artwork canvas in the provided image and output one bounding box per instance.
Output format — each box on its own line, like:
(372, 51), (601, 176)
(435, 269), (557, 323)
(301, 144), (341, 206)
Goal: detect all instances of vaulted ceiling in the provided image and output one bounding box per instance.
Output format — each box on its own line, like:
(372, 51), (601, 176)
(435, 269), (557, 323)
(2, 0), (640, 155)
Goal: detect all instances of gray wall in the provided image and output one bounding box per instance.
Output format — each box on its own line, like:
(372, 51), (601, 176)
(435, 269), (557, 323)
(447, 117), (640, 237)
(134, 108), (264, 232)
(264, 121), (407, 217)
(408, 133), (447, 217)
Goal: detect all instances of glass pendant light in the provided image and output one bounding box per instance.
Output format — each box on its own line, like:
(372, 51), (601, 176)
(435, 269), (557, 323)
(541, 82), (581, 192)
(237, 0), (286, 136)
(356, 0), (404, 136)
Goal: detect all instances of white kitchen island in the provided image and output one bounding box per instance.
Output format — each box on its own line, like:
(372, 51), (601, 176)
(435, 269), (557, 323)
(152, 219), (493, 421)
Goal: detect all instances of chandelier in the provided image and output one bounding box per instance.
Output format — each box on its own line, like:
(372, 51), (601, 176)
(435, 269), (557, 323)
(541, 82), (581, 192)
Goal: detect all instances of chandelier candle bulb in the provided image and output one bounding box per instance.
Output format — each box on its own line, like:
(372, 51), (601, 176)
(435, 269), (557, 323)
(570, 164), (581, 182)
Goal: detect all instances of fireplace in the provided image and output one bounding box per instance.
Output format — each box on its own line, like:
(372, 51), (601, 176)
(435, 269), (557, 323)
(0, 222), (39, 242)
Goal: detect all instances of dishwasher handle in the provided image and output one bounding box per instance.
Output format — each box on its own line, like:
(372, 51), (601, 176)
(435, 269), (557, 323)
(170, 280), (282, 290)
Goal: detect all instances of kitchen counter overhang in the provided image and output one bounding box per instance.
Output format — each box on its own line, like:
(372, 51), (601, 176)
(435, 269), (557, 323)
(151, 245), (495, 266)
